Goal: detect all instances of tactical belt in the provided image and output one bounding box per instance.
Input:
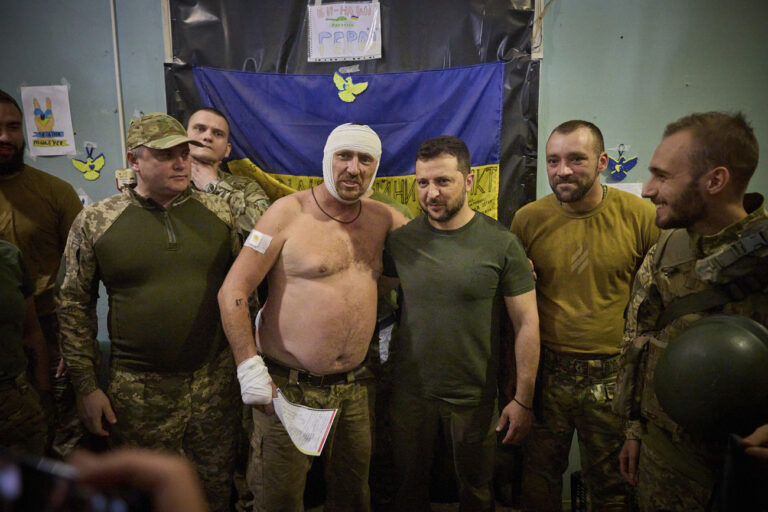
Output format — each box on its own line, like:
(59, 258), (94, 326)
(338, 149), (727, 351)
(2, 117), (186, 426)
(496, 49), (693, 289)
(541, 347), (621, 378)
(262, 354), (374, 387)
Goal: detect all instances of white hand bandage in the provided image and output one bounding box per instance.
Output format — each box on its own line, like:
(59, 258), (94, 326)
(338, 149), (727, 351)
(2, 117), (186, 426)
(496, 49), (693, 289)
(236, 355), (273, 405)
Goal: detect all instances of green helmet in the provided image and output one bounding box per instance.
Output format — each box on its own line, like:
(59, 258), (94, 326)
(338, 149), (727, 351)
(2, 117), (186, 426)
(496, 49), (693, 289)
(654, 315), (768, 437)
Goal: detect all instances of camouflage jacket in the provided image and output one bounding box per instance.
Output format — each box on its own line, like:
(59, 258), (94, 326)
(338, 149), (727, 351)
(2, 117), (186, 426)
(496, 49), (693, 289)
(210, 169), (270, 242)
(615, 193), (768, 439)
(56, 186), (239, 395)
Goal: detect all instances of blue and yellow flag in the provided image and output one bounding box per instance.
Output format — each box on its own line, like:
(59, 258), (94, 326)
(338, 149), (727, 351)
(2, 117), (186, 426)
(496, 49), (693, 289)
(193, 62), (503, 217)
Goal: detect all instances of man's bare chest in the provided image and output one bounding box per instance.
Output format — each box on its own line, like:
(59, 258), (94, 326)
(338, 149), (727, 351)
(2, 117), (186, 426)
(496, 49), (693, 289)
(280, 221), (384, 279)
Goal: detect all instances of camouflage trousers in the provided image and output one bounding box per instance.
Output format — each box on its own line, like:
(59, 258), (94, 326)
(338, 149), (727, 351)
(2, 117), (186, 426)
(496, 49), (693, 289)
(391, 389), (498, 512)
(636, 422), (719, 511)
(107, 347), (240, 512)
(248, 371), (374, 512)
(522, 353), (631, 511)
(0, 372), (48, 455)
(39, 313), (85, 457)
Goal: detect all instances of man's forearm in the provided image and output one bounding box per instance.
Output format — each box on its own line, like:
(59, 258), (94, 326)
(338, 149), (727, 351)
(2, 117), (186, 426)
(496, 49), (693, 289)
(513, 322), (540, 405)
(218, 286), (259, 364)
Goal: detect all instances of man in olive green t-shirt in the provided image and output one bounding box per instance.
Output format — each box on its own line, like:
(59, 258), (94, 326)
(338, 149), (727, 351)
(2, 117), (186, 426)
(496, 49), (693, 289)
(511, 120), (659, 511)
(384, 136), (539, 511)
(0, 89), (83, 457)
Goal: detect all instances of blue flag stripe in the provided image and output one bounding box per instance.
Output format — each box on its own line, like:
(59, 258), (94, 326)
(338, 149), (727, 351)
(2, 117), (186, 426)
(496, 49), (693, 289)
(193, 62), (503, 177)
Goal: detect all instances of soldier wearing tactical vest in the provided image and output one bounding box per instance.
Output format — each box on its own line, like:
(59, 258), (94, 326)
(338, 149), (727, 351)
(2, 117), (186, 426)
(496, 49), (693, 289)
(614, 111), (768, 511)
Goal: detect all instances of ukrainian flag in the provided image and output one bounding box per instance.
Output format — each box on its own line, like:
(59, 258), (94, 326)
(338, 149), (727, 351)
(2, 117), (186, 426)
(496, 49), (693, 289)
(193, 62), (503, 217)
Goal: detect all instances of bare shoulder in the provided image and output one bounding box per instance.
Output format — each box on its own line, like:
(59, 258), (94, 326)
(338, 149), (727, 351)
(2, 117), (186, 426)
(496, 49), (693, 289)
(255, 191), (305, 233)
(362, 198), (409, 231)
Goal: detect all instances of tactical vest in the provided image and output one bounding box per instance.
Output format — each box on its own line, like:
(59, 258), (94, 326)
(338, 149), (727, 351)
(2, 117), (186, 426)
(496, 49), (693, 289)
(639, 218), (768, 437)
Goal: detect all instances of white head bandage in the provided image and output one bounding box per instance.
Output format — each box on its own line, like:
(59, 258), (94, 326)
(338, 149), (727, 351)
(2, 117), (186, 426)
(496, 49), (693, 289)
(322, 123), (382, 203)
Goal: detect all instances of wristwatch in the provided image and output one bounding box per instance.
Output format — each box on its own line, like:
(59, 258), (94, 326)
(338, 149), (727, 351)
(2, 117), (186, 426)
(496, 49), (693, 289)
(204, 179), (220, 193)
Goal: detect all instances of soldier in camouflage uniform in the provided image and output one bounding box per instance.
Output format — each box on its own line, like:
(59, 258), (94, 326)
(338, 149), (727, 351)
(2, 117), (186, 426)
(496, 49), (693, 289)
(187, 107), (271, 512)
(56, 113), (241, 512)
(187, 108), (270, 241)
(614, 111), (768, 511)
(511, 121), (659, 511)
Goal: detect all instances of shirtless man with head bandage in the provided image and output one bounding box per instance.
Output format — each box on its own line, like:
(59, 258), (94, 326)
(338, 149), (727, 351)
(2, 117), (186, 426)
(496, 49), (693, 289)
(218, 123), (408, 511)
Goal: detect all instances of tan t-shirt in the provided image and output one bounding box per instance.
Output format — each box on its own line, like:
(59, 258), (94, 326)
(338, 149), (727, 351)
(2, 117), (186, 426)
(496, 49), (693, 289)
(511, 188), (659, 355)
(0, 165), (82, 315)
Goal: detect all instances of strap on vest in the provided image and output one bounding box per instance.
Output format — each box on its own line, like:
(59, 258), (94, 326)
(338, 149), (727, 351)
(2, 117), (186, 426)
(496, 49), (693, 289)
(654, 222), (768, 331)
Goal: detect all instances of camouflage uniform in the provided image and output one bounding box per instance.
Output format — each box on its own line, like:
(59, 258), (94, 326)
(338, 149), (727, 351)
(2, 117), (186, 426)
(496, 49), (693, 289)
(208, 168), (271, 242)
(108, 347), (239, 509)
(248, 368), (375, 512)
(615, 194), (768, 511)
(205, 168), (270, 512)
(57, 112), (241, 512)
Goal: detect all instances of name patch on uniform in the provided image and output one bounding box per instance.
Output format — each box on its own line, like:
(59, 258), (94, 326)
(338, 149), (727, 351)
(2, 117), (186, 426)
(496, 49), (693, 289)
(245, 229), (273, 254)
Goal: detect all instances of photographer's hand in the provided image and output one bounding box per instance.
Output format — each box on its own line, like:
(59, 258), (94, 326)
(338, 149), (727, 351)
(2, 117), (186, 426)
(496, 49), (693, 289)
(70, 449), (208, 512)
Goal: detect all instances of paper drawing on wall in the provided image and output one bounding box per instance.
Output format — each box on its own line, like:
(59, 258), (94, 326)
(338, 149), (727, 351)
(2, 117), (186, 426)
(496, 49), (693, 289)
(72, 144), (105, 181)
(20, 85), (77, 156)
(333, 72), (368, 102)
(606, 144), (638, 182)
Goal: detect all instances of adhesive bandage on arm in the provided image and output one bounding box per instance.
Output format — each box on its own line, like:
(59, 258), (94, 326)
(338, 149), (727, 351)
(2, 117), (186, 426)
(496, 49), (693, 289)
(236, 355), (273, 405)
(244, 229), (272, 254)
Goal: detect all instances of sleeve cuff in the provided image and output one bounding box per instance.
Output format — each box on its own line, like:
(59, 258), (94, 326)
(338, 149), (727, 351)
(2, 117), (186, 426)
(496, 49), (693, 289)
(624, 420), (644, 440)
(71, 371), (100, 395)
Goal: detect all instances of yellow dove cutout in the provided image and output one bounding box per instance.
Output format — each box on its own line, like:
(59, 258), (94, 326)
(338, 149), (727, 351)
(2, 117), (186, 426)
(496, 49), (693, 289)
(72, 146), (105, 181)
(333, 72), (368, 103)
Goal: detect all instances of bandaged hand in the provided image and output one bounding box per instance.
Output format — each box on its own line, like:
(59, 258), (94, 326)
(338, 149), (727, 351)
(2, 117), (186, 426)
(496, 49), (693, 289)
(236, 355), (274, 405)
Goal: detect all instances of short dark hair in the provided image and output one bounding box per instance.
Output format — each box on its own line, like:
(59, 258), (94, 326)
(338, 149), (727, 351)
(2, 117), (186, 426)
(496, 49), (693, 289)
(663, 111), (758, 191)
(416, 136), (471, 176)
(0, 89), (22, 116)
(550, 120), (605, 155)
(189, 107), (230, 132)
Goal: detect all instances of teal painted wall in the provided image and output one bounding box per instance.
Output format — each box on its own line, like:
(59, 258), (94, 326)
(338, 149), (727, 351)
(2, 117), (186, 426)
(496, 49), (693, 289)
(0, 0), (167, 336)
(538, 0), (768, 200)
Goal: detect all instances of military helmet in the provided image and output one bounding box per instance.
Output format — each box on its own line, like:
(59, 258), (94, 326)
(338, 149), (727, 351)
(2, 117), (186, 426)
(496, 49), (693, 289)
(654, 315), (768, 437)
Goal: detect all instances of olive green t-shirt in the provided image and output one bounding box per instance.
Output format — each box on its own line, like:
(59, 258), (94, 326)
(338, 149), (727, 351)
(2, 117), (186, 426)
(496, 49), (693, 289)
(384, 213), (534, 405)
(511, 188), (659, 355)
(0, 165), (82, 315)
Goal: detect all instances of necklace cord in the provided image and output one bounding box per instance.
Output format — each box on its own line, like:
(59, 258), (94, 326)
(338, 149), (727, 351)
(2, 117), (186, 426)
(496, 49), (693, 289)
(311, 186), (362, 224)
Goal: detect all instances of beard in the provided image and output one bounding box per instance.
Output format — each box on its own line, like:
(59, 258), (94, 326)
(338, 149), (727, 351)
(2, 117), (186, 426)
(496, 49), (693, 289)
(421, 192), (465, 223)
(654, 179), (708, 229)
(334, 172), (366, 201)
(550, 168), (599, 204)
(0, 140), (25, 177)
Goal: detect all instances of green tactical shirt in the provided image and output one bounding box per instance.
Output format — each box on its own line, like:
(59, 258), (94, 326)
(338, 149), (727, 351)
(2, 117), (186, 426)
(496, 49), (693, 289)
(57, 186), (240, 394)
